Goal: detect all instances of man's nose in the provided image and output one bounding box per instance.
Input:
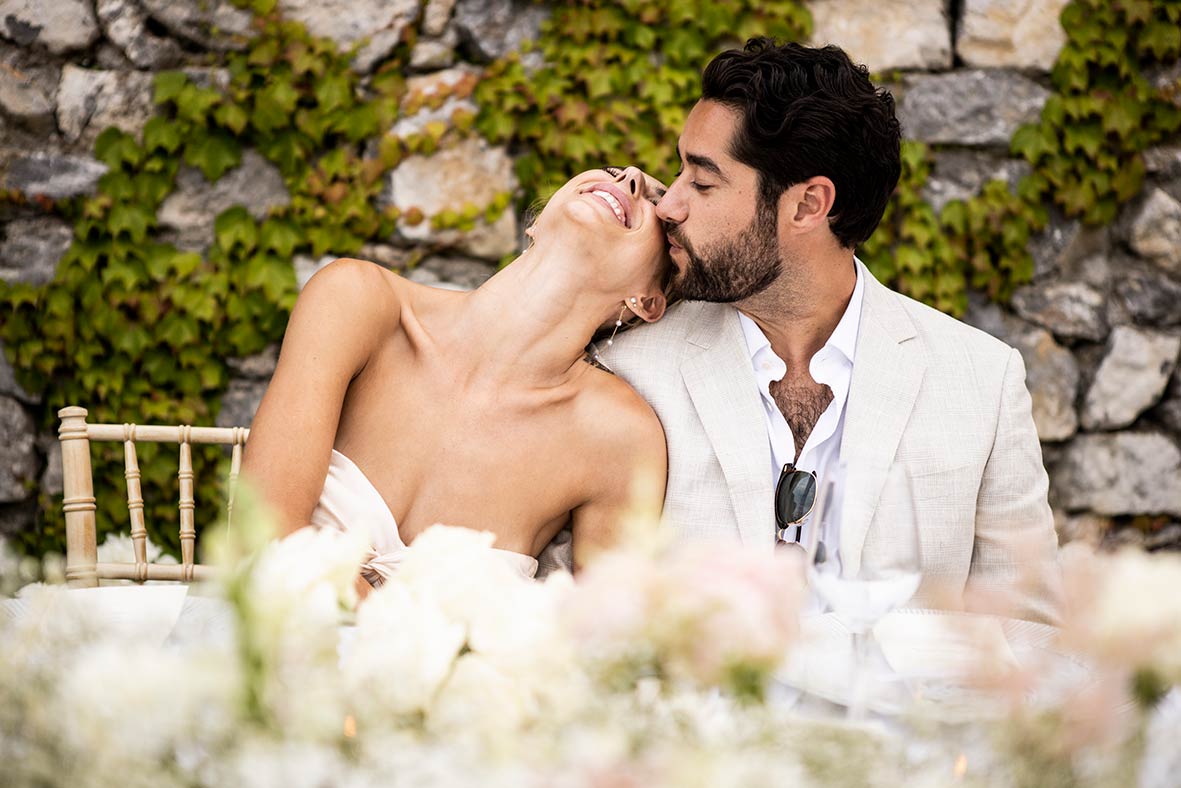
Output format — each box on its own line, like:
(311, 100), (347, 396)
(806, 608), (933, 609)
(656, 183), (685, 226)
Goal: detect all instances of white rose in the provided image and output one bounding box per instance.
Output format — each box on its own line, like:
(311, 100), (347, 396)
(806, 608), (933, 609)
(341, 581), (466, 719)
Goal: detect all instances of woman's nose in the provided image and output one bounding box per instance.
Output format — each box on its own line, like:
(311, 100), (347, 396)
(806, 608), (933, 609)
(617, 166), (644, 197)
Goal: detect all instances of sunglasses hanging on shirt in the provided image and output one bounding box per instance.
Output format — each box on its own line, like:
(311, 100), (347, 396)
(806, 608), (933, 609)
(774, 463), (817, 548)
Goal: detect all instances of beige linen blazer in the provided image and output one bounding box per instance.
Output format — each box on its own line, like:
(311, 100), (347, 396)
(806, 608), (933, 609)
(600, 268), (1062, 625)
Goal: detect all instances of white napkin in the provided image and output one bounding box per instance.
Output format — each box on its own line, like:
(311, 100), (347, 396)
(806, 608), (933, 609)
(3, 585), (189, 647)
(874, 612), (1020, 680)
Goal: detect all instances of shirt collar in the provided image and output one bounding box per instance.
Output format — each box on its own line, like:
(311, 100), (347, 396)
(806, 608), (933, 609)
(827, 258), (865, 366)
(738, 258), (866, 370)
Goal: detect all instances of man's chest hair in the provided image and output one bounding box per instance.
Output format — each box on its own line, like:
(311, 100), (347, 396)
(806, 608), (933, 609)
(768, 377), (834, 454)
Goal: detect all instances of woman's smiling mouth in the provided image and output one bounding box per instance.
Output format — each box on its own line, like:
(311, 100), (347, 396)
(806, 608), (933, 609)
(581, 182), (632, 228)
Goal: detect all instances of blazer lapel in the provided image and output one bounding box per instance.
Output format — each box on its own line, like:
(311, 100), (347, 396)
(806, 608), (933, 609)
(680, 304), (775, 548)
(838, 271), (926, 575)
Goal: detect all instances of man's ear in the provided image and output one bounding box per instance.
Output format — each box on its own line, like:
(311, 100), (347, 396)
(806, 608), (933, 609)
(783, 176), (836, 231)
(633, 291), (666, 323)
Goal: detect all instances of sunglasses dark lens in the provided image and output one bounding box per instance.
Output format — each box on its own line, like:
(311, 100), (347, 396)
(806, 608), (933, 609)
(775, 471), (817, 526)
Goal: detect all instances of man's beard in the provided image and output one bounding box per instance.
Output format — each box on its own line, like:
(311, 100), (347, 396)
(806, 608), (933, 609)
(667, 200), (781, 303)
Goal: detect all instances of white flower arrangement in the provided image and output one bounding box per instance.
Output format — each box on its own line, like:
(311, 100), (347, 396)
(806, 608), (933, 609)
(2, 518), (1181, 787)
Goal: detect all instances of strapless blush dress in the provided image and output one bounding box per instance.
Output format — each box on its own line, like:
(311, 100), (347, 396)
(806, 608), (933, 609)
(307, 450), (540, 585)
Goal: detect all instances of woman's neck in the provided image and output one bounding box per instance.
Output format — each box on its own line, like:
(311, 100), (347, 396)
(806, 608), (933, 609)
(441, 243), (621, 391)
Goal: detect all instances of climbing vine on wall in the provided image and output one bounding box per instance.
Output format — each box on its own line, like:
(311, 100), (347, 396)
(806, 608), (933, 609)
(0, 13), (421, 556)
(476, 0), (812, 198)
(478, 0), (1181, 316)
(1012, 0), (1181, 224)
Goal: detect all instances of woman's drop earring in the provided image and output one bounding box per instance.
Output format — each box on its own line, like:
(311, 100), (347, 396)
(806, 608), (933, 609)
(593, 303), (629, 365)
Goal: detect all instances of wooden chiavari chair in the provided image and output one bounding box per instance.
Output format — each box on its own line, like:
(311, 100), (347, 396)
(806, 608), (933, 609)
(57, 406), (249, 588)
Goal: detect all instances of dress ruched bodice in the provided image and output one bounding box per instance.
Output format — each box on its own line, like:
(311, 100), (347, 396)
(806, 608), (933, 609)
(308, 450), (539, 584)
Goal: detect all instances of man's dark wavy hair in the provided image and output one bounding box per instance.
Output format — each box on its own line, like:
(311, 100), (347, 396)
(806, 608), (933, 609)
(701, 38), (902, 249)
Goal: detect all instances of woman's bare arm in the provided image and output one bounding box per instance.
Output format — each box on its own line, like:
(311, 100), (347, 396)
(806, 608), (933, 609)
(569, 391), (668, 570)
(240, 259), (396, 538)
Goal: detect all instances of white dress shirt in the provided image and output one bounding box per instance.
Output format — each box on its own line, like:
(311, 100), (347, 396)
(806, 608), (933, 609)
(738, 259), (866, 562)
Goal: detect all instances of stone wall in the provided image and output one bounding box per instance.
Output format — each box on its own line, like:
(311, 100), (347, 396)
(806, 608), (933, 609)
(1, 0), (1179, 552)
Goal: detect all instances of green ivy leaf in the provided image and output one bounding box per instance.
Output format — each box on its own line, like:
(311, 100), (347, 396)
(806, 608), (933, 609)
(314, 71), (351, 113)
(259, 218), (305, 258)
(258, 131), (310, 176)
(338, 103), (379, 142)
(175, 84), (222, 125)
(184, 132), (242, 181)
(1112, 156), (1146, 201)
(153, 71), (188, 105)
(248, 37), (281, 67)
(215, 102), (250, 135)
(98, 170), (136, 201)
(246, 253), (296, 302)
(1062, 122), (1103, 158)
(1102, 95), (1145, 138)
(159, 314), (200, 348)
(143, 117), (183, 154)
(214, 207), (259, 254)
(1140, 20), (1181, 60)
(107, 203), (151, 243)
(94, 128), (143, 170)
(253, 80), (301, 134)
(1010, 124), (1055, 163)
(100, 258), (143, 291)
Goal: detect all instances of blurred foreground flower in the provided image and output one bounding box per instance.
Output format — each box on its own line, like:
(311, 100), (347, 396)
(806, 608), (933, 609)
(567, 540), (805, 700)
(5, 484), (1180, 787)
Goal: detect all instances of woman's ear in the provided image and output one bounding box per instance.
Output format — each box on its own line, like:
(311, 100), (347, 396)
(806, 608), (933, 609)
(630, 291), (666, 323)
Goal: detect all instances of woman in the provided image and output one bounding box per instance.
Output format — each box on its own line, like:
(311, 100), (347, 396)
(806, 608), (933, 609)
(241, 166), (672, 598)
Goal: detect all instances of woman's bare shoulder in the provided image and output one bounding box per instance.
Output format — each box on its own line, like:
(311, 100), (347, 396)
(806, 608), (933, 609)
(301, 258), (400, 311)
(580, 370), (666, 457)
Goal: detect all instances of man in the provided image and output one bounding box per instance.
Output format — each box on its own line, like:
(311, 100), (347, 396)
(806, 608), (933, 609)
(602, 39), (1061, 624)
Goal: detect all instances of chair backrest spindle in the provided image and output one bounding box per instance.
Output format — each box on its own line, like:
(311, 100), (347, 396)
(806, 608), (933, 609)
(226, 427), (247, 527)
(59, 406), (98, 588)
(178, 425), (196, 571)
(122, 423), (148, 568)
(56, 407), (251, 587)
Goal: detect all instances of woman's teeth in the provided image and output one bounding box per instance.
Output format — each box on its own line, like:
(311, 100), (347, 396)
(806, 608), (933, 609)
(591, 190), (627, 226)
